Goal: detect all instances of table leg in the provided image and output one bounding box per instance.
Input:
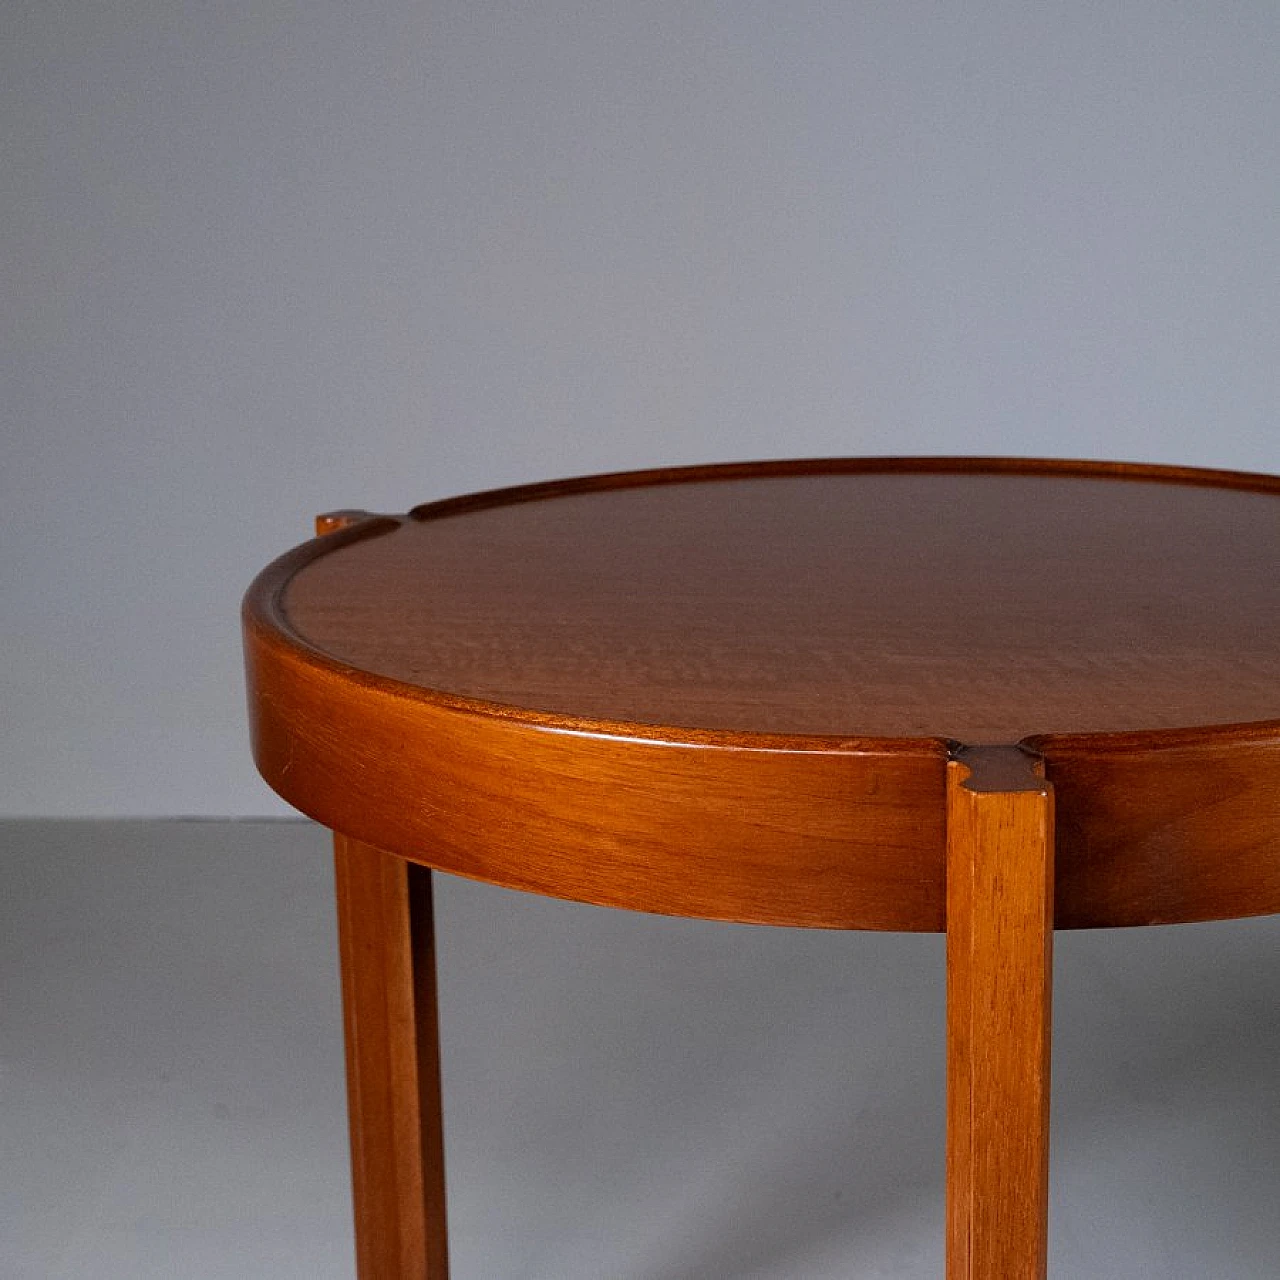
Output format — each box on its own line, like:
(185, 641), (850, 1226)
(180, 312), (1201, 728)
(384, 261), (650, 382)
(334, 834), (450, 1278)
(945, 748), (1054, 1280)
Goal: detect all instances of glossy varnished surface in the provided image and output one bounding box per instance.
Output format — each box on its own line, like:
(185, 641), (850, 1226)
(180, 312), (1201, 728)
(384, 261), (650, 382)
(245, 460), (1280, 1280)
(244, 459), (1280, 929)
(282, 462), (1280, 743)
(946, 749), (1054, 1278)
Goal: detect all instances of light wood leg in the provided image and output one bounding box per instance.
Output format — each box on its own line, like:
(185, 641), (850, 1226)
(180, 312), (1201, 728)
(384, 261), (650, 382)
(334, 834), (449, 1278)
(946, 747), (1054, 1280)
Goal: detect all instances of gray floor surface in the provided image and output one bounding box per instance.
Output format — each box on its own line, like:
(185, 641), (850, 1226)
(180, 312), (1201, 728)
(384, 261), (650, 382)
(1, 819), (1277, 1278)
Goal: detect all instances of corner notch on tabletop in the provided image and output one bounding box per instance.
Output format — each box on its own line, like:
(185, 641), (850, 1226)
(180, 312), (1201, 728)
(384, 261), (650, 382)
(950, 743), (1049, 794)
(314, 509), (391, 536)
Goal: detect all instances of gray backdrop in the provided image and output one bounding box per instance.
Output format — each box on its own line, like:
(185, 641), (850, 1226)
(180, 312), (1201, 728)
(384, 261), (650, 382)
(4, 822), (1278, 1278)
(4, 9), (1278, 1275)
(4, 0), (1279, 817)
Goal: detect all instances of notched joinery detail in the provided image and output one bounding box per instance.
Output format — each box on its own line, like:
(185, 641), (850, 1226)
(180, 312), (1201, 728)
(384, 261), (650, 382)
(950, 742), (1049, 793)
(316, 509), (384, 535)
(242, 459), (1280, 1279)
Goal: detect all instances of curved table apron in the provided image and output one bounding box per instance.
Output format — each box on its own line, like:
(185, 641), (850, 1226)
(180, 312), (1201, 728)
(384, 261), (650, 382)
(243, 457), (1280, 1280)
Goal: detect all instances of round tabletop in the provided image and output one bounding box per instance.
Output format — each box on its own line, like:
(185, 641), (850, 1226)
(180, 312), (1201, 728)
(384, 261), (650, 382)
(244, 458), (1280, 932)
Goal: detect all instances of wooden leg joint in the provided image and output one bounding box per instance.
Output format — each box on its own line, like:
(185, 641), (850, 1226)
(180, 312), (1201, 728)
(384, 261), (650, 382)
(946, 746), (1054, 1280)
(335, 835), (449, 1278)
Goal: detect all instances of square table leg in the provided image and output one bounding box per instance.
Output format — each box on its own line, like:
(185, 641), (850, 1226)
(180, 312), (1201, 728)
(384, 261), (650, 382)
(334, 834), (450, 1278)
(946, 748), (1054, 1280)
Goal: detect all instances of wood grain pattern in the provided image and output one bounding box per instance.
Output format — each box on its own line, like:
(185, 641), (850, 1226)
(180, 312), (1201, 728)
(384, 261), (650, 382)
(1037, 729), (1280, 927)
(242, 458), (1280, 930)
(334, 835), (449, 1278)
(946, 747), (1054, 1280)
(286, 459), (1280, 740)
(248, 615), (948, 929)
(240, 457), (1280, 1280)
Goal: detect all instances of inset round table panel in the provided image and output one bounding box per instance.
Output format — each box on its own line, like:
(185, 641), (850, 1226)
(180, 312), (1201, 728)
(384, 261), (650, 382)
(244, 459), (1280, 929)
(283, 462), (1280, 743)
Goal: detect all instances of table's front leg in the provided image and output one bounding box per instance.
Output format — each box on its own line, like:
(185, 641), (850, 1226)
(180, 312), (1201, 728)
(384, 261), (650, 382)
(334, 834), (449, 1278)
(946, 747), (1054, 1280)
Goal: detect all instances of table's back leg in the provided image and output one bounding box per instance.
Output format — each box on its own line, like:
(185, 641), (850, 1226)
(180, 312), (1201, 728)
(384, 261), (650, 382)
(945, 747), (1054, 1280)
(334, 834), (450, 1278)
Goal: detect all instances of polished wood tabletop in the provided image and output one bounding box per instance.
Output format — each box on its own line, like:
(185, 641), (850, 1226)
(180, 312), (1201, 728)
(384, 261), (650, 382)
(244, 458), (1280, 931)
(242, 456), (1280, 1280)
(285, 459), (1280, 742)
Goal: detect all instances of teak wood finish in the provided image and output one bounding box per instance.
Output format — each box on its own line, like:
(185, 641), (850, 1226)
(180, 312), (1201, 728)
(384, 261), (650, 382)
(243, 458), (1280, 1279)
(334, 835), (448, 1277)
(946, 747), (1054, 1280)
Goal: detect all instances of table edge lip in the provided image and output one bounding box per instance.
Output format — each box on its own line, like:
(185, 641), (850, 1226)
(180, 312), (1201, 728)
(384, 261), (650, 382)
(401, 453), (1280, 522)
(243, 454), (1280, 757)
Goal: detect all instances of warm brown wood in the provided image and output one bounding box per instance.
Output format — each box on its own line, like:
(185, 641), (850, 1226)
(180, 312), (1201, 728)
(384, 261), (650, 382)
(249, 622), (947, 929)
(240, 457), (1280, 1280)
(1036, 729), (1280, 927)
(243, 457), (1280, 929)
(946, 747), (1054, 1280)
(334, 835), (449, 1278)
(288, 459), (1280, 740)
(316, 509), (379, 536)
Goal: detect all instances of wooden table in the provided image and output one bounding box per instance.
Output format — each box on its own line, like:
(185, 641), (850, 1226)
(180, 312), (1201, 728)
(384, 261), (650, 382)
(242, 458), (1280, 1278)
